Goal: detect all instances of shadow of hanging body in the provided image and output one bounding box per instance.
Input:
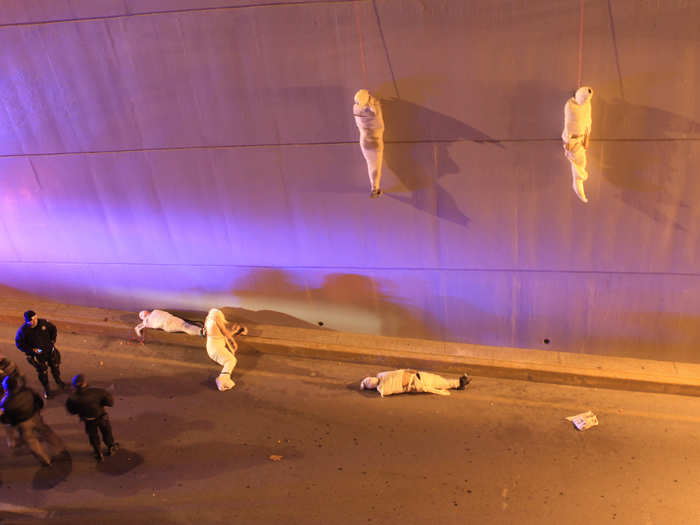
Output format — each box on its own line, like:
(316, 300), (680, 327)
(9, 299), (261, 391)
(594, 97), (699, 232)
(379, 98), (503, 227)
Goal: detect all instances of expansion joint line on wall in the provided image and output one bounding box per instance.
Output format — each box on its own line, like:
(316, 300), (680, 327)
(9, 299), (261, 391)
(0, 0), (359, 29)
(3, 138), (700, 159)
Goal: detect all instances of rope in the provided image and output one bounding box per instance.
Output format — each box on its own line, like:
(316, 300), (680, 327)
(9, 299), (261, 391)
(353, 1), (368, 87)
(577, 0), (585, 87)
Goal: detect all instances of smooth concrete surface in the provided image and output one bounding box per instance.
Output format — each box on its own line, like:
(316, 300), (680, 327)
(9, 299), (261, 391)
(0, 1), (698, 362)
(2, 337), (700, 524)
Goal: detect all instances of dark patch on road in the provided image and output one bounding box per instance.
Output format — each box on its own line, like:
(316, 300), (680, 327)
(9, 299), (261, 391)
(32, 451), (72, 490)
(97, 448), (144, 476)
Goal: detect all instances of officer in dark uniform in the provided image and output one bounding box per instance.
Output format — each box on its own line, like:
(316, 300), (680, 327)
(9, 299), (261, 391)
(1, 375), (67, 466)
(15, 310), (67, 398)
(66, 374), (119, 462)
(0, 355), (23, 392)
(0, 356), (25, 448)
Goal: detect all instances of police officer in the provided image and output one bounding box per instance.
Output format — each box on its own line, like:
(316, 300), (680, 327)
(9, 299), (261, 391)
(15, 310), (67, 399)
(1, 375), (67, 467)
(0, 356), (25, 448)
(0, 355), (23, 390)
(66, 374), (119, 462)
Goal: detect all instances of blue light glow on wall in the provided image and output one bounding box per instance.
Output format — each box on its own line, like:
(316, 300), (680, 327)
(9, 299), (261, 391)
(0, 1), (698, 361)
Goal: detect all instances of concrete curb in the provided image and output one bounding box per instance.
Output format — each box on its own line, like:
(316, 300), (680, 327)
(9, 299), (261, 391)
(2, 310), (700, 396)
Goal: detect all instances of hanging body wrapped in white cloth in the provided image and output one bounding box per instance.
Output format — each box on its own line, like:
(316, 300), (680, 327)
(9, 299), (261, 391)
(562, 86), (593, 203)
(353, 89), (385, 198)
(204, 308), (247, 391)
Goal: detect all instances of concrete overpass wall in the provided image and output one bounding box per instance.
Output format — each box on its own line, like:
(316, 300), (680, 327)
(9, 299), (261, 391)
(0, 0), (698, 361)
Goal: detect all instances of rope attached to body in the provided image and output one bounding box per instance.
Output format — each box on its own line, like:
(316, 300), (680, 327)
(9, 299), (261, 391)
(352, 2), (385, 198)
(563, 0), (593, 203)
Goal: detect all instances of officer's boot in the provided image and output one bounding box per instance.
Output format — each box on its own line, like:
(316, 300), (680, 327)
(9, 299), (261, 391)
(40, 378), (52, 399)
(51, 367), (67, 390)
(93, 447), (104, 462)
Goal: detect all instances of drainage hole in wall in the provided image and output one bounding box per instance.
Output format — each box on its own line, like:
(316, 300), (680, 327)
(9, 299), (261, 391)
(543, 338), (550, 344)
(318, 321), (324, 326)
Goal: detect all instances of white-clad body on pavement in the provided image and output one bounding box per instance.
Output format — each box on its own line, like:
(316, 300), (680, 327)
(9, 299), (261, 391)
(360, 369), (470, 397)
(204, 308), (247, 392)
(134, 310), (203, 338)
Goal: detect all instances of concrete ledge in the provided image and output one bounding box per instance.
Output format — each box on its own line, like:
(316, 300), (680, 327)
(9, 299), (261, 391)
(1, 310), (700, 396)
(246, 335), (700, 397)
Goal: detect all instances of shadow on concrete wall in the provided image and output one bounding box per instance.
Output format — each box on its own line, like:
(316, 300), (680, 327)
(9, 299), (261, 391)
(228, 268), (444, 340)
(595, 97), (699, 232)
(164, 306), (316, 331)
(99, 273), (518, 350)
(380, 98), (502, 228)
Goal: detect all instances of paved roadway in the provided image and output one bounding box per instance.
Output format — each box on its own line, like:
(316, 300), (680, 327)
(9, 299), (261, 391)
(1, 327), (700, 524)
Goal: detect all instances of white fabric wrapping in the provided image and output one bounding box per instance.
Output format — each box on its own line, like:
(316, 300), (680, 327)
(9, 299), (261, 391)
(376, 369), (406, 397)
(205, 308), (238, 391)
(562, 86), (593, 203)
(375, 369), (460, 397)
(134, 309), (202, 337)
(353, 90), (385, 194)
(410, 371), (460, 396)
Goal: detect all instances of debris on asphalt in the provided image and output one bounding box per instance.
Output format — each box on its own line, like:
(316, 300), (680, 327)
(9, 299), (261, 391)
(269, 455), (283, 462)
(566, 410), (598, 431)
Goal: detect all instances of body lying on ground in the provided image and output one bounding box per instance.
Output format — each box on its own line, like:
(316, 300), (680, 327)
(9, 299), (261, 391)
(135, 309), (204, 339)
(360, 369), (471, 397)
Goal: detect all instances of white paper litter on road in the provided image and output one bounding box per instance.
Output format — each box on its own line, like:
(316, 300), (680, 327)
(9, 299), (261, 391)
(565, 410), (599, 431)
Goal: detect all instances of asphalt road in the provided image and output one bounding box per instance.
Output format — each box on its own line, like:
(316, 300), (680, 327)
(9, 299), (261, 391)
(1, 328), (700, 524)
